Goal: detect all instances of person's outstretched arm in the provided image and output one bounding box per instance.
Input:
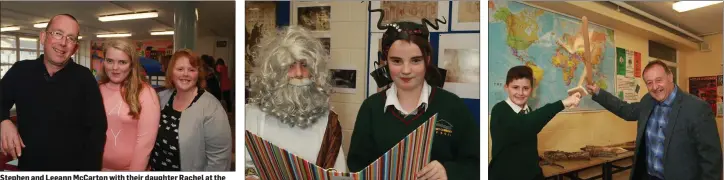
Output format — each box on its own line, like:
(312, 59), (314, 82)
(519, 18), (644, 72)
(490, 100), (565, 144)
(589, 85), (641, 121)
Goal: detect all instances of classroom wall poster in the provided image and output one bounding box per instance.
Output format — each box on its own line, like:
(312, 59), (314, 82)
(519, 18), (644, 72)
(625, 50), (634, 77)
(369, 1), (449, 32)
(438, 33), (480, 99)
(634, 52), (641, 78)
(616, 75), (639, 102)
(616, 48), (626, 76)
(615, 47), (640, 78)
(245, 1), (277, 74)
(689, 76), (718, 115)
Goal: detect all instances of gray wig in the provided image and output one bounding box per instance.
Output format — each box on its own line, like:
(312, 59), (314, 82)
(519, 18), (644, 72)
(248, 25), (332, 129)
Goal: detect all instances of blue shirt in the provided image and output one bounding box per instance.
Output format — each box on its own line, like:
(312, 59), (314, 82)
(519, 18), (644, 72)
(645, 87), (678, 179)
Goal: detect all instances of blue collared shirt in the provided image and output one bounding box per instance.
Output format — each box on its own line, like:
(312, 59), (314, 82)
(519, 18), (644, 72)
(645, 86), (678, 179)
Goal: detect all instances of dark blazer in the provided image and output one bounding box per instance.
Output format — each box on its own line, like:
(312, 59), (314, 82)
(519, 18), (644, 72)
(592, 87), (722, 180)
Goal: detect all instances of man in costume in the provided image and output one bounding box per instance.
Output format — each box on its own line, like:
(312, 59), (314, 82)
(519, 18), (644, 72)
(244, 25), (346, 179)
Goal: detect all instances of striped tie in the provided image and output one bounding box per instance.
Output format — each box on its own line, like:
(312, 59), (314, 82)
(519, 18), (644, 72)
(520, 109), (527, 115)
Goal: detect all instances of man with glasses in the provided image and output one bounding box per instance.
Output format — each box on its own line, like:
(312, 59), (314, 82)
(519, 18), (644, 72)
(0, 14), (107, 170)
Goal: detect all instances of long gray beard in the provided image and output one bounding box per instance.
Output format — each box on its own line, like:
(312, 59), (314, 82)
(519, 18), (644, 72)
(258, 84), (329, 129)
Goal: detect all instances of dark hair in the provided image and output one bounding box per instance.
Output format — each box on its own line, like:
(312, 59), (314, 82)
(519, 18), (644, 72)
(201, 54), (215, 67)
(216, 58), (225, 66)
(506, 66), (534, 87)
(642, 60), (672, 76)
(383, 35), (445, 87)
(45, 14), (79, 35)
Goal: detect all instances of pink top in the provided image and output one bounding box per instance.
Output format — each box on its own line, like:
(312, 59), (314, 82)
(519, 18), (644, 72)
(216, 65), (232, 91)
(100, 83), (160, 171)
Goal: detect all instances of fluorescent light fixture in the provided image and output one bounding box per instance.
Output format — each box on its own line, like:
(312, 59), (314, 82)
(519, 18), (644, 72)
(673, 1), (723, 12)
(99, 11), (158, 22)
(78, 36), (83, 40)
(151, 31), (174, 35)
(34, 22), (48, 28)
(1, 26), (20, 32)
(97, 33), (132, 38)
(19, 37), (37, 41)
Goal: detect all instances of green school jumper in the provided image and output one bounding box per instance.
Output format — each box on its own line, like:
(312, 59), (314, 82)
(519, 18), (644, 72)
(489, 100), (565, 180)
(347, 87), (480, 179)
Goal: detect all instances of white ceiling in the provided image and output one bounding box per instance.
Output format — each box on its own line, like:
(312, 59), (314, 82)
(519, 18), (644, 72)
(625, 1), (723, 37)
(0, 1), (235, 40)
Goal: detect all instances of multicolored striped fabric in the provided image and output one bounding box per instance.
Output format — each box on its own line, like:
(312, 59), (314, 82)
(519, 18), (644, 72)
(245, 114), (439, 180)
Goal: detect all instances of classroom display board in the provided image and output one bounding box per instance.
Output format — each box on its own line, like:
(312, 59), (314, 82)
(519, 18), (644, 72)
(365, 2), (481, 123)
(615, 47), (642, 103)
(488, 1), (616, 112)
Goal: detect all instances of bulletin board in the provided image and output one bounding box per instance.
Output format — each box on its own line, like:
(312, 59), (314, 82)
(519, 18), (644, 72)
(365, 1), (481, 124)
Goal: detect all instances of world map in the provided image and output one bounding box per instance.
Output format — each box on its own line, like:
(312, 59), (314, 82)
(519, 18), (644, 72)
(488, 1), (616, 112)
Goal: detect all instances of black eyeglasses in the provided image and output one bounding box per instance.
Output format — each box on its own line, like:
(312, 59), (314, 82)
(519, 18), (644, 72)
(45, 31), (79, 44)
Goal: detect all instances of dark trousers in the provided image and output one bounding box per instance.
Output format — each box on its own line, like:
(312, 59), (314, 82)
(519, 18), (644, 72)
(222, 90), (232, 112)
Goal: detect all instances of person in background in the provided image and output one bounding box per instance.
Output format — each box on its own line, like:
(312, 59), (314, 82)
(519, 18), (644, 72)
(0, 14), (107, 170)
(150, 49), (232, 171)
(98, 39), (161, 171)
(201, 55), (223, 101)
(587, 60), (722, 180)
(160, 55), (172, 73)
(216, 58), (233, 112)
(489, 65), (581, 180)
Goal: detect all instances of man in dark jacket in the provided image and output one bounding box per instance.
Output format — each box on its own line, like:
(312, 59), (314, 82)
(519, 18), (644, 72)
(588, 60), (722, 180)
(0, 14), (107, 170)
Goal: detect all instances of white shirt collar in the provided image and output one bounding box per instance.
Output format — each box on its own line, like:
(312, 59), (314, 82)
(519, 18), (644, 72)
(505, 98), (529, 113)
(384, 81), (431, 114)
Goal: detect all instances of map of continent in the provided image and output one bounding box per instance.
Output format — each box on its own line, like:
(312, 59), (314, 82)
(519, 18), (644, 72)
(488, 1), (616, 112)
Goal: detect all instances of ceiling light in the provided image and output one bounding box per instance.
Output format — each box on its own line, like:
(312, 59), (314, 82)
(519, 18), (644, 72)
(673, 1), (723, 12)
(79, 36), (83, 40)
(150, 31), (174, 35)
(19, 37), (37, 41)
(34, 22), (48, 28)
(99, 11), (158, 22)
(1, 26), (20, 32)
(97, 33), (132, 38)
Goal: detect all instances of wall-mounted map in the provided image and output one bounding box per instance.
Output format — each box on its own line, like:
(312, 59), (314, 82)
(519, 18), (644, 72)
(488, 1), (616, 112)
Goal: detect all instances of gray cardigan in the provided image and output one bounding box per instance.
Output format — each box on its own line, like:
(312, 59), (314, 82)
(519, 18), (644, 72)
(158, 89), (233, 171)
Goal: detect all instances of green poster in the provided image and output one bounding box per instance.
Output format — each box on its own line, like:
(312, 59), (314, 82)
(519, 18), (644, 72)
(616, 47), (626, 75)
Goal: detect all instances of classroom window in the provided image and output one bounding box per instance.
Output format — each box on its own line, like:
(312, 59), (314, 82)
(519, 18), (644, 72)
(1, 50), (18, 78)
(19, 50), (38, 61)
(19, 37), (38, 50)
(0, 34), (42, 79)
(1, 35), (16, 48)
(649, 40), (678, 84)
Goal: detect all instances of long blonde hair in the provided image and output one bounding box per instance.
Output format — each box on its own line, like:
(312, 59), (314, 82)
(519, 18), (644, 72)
(98, 39), (149, 119)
